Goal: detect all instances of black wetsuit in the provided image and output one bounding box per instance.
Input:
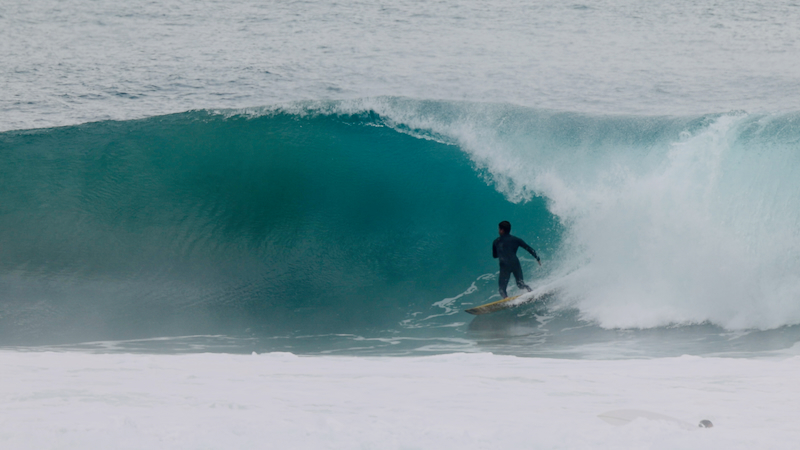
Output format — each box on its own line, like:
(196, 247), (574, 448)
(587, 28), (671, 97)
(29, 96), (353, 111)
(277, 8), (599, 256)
(492, 234), (540, 298)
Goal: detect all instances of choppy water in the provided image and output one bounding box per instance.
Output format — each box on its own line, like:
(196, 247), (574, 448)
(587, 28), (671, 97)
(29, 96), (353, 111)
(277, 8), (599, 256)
(4, 0), (800, 132)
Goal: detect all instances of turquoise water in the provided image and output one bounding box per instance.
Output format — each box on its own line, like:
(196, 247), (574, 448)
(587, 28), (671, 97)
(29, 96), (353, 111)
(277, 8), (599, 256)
(3, 101), (800, 356)
(0, 106), (558, 344)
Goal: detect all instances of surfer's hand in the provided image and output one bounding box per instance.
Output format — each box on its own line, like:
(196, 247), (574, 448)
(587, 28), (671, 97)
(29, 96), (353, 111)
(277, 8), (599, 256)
(537, 260), (542, 266)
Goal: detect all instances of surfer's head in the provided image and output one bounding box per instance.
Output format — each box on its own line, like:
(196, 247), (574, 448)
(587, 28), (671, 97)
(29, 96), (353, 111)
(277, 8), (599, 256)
(498, 221), (511, 235)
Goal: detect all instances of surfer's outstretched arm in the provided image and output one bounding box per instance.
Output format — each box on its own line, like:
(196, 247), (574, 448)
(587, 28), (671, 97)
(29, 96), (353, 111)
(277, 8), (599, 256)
(517, 238), (542, 266)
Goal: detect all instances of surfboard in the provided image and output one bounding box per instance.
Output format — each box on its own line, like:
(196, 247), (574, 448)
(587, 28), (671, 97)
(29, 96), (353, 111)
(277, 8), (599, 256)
(465, 287), (558, 315)
(464, 295), (523, 315)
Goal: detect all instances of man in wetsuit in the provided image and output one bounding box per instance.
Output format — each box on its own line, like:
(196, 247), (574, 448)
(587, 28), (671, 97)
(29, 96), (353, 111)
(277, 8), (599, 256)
(492, 221), (541, 299)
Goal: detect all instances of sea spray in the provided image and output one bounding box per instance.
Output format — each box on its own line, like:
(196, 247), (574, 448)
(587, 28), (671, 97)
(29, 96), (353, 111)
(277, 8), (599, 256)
(305, 99), (800, 330)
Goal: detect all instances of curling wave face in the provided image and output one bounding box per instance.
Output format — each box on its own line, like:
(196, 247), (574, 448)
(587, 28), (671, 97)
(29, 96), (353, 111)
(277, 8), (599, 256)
(0, 104), (555, 344)
(2, 98), (800, 347)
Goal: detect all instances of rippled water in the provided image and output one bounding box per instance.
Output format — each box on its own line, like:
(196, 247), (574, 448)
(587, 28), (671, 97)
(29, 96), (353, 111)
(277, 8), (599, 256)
(3, 0), (800, 131)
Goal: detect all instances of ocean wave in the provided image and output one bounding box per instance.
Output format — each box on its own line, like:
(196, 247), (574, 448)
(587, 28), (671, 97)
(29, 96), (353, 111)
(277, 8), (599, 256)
(2, 99), (800, 345)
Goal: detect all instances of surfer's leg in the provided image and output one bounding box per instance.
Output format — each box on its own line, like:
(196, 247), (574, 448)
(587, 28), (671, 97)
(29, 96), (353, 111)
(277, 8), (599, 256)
(498, 266), (511, 298)
(512, 264), (532, 292)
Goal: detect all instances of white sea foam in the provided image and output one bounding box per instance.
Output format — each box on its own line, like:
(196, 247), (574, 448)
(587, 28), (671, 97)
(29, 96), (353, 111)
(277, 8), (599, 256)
(0, 350), (797, 449)
(547, 115), (800, 330)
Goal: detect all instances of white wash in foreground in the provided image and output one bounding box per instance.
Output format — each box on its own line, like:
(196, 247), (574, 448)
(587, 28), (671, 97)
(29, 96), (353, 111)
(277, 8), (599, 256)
(0, 351), (796, 449)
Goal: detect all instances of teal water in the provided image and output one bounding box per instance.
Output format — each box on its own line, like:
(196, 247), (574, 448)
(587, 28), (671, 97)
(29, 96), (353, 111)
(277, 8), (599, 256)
(0, 107), (559, 344)
(3, 100), (800, 357)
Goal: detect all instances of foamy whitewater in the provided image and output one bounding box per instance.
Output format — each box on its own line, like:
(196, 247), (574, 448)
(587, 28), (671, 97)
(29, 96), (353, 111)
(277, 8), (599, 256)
(2, 0), (800, 448)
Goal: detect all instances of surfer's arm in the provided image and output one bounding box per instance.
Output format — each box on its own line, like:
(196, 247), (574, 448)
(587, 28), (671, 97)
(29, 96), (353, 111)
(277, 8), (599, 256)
(492, 240), (498, 259)
(518, 238), (541, 265)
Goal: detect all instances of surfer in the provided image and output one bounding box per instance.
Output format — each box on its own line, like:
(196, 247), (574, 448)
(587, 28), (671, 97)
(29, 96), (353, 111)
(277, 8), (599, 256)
(493, 221), (541, 299)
